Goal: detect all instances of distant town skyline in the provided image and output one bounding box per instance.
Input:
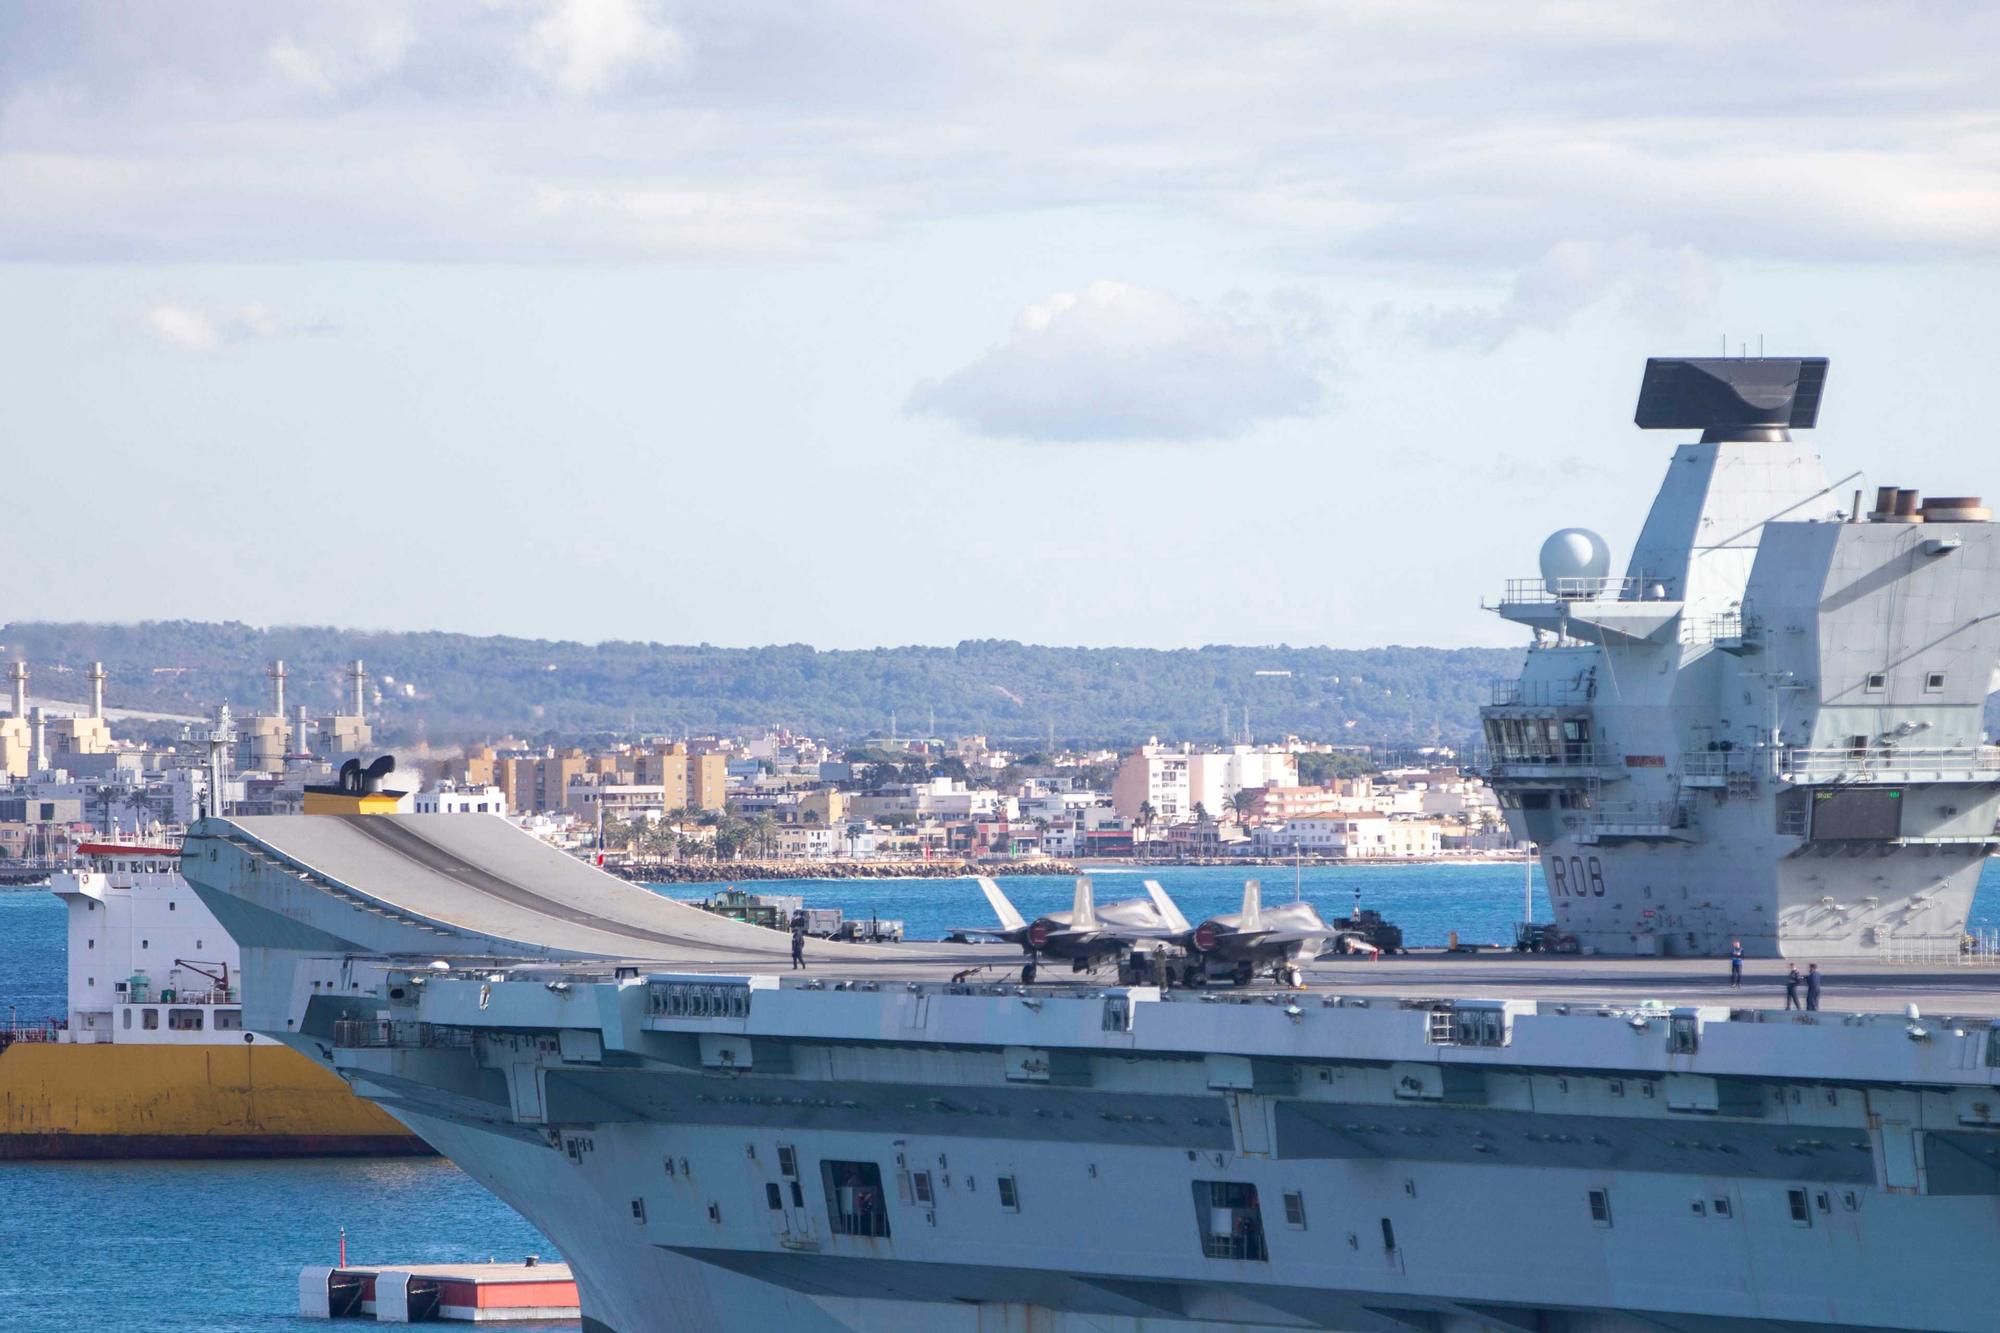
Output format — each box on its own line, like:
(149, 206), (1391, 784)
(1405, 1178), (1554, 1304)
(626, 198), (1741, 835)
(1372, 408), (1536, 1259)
(4, 4), (1998, 650)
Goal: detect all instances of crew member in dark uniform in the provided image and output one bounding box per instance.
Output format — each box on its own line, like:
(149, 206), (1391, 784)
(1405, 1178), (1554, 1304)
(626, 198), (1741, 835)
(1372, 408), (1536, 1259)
(1805, 962), (1822, 1012)
(791, 924), (806, 970)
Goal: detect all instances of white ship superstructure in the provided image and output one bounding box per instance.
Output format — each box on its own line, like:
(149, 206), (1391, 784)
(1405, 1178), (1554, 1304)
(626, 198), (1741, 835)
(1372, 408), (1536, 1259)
(186, 809), (2000, 1333)
(1482, 357), (2000, 957)
(51, 839), (265, 1046)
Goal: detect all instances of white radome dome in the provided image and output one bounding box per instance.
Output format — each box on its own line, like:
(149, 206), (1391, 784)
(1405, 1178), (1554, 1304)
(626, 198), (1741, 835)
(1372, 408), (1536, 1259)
(1539, 528), (1611, 597)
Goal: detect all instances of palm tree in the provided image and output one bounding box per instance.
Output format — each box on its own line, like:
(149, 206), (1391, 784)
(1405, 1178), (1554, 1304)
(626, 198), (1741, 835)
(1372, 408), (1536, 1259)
(92, 784), (128, 835)
(125, 787), (164, 834)
(1136, 799), (1156, 832)
(1230, 789), (1258, 824)
(644, 822), (680, 861)
(614, 815), (646, 852)
(751, 813), (779, 857)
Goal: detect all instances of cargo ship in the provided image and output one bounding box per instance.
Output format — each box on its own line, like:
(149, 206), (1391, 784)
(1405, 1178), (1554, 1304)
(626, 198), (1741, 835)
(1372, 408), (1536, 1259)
(0, 837), (424, 1159)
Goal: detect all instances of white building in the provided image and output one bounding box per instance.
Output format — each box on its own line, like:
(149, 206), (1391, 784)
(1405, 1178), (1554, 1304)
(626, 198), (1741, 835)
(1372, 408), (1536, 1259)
(1110, 744), (1190, 822)
(1254, 813), (1446, 859)
(1189, 746), (1299, 814)
(564, 780), (668, 818)
(849, 778), (1003, 822)
(1112, 743), (1298, 822)
(415, 783), (509, 816)
(775, 826), (837, 859)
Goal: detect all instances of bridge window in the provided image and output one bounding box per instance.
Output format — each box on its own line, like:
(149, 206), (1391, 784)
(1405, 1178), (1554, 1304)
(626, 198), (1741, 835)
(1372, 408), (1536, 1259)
(997, 1175), (1020, 1212)
(1282, 1191), (1307, 1229)
(168, 1009), (203, 1031)
(1866, 673), (1887, 692)
(142, 1009), (159, 1030)
(1787, 1188), (1812, 1226)
(1588, 1189), (1612, 1227)
(214, 1010), (242, 1031)
(1192, 1181), (1268, 1261)
(1926, 672), (1946, 692)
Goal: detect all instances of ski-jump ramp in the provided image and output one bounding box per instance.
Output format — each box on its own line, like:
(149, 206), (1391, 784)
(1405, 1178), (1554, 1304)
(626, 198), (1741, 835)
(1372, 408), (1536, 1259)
(182, 814), (968, 968)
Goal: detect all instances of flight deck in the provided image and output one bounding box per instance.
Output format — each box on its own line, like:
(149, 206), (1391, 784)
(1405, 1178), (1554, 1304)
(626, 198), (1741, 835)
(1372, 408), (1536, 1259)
(191, 813), (2000, 1019)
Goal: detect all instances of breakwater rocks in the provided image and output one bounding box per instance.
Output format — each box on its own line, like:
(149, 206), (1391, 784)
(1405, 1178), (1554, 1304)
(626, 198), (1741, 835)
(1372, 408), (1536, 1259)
(609, 859), (1077, 884)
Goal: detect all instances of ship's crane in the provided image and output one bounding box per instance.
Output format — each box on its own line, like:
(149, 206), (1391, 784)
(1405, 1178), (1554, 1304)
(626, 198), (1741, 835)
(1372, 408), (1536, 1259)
(172, 958), (231, 998)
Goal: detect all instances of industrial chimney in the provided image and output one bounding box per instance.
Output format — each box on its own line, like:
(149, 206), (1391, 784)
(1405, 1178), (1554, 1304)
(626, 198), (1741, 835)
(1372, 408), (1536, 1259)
(89, 662), (106, 719)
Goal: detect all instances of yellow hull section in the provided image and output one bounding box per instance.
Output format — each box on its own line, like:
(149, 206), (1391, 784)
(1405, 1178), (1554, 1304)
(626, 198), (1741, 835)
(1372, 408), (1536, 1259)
(0, 1041), (426, 1159)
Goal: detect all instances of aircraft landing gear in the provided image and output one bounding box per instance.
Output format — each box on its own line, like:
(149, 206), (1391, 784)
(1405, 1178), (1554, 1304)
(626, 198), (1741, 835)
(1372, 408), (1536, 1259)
(1232, 961), (1254, 987)
(1022, 959), (1038, 984)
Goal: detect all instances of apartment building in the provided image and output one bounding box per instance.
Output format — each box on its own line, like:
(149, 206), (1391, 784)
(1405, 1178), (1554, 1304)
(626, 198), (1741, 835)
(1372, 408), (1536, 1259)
(1111, 742), (1297, 822)
(1255, 813), (1446, 859)
(633, 743), (727, 812)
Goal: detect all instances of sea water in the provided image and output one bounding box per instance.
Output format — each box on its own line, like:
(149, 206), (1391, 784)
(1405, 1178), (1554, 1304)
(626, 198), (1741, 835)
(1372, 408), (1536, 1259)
(0, 893), (557, 1332)
(5, 862), (2000, 1331)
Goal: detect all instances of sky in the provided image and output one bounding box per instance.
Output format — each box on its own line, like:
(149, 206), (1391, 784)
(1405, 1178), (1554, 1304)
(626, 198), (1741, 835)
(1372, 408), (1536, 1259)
(3, 2), (1999, 651)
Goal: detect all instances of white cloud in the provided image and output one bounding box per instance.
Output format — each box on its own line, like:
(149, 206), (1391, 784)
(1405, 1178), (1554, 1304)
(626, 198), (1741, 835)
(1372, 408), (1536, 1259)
(1407, 238), (1721, 351)
(908, 281), (1326, 442)
(143, 305), (220, 353)
(2, 3), (1999, 267)
(265, 14), (413, 94)
(141, 302), (327, 353)
(517, 0), (685, 96)
(525, 179), (867, 256)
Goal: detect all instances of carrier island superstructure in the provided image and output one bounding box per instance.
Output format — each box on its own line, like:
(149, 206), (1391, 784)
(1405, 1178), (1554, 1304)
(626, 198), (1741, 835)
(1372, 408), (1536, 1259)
(1481, 356), (2000, 958)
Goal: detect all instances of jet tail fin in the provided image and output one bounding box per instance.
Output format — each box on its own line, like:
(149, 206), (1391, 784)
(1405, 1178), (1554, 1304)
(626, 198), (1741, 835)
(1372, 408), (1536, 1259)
(1143, 879), (1193, 934)
(1071, 877), (1099, 930)
(1240, 879), (1264, 933)
(976, 877), (1027, 933)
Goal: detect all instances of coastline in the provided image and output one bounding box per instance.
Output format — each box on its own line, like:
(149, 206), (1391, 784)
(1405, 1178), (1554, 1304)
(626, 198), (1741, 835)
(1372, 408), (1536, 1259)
(607, 851), (1527, 883)
(608, 858), (1079, 883)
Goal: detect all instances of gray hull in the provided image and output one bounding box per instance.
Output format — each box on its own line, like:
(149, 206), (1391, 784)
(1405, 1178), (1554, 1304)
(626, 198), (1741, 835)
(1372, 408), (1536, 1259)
(184, 812), (2000, 1333)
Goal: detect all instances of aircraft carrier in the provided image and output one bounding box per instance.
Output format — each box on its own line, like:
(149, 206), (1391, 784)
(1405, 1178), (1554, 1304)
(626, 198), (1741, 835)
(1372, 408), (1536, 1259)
(183, 357), (2000, 1331)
